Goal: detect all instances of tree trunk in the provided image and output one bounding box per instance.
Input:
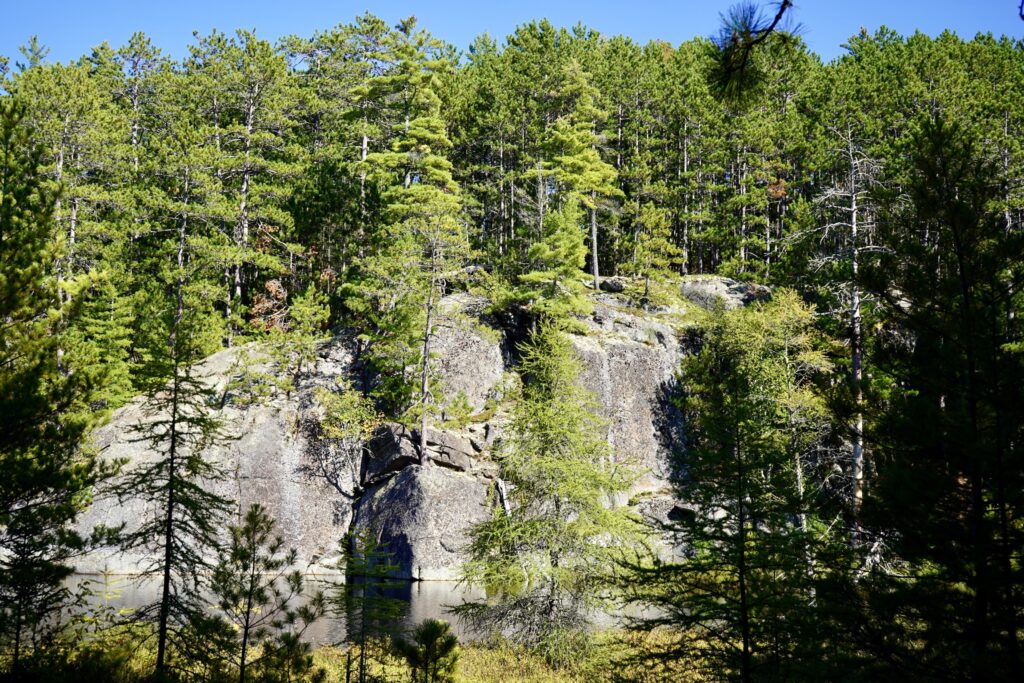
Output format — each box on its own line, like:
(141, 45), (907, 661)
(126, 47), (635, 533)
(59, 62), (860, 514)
(950, 216), (990, 682)
(590, 194), (600, 291)
(157, 183), (190, 675)
(735, 432), (753, 683)
(230, 103), (255, 346)
(849, 139), (866, 543)
(419, 261), (437, 463)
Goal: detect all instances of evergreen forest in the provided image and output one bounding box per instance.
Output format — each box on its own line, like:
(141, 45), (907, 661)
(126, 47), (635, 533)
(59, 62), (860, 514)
(2, 3), (1024, 681)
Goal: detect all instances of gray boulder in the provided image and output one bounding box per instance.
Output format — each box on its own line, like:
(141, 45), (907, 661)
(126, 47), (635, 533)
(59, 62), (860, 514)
(363, 422), (419, 485)
(419, 425), (477, 472)
(679, 275), (770, 310)
(598, 276), (627, 293)
(350, 465), (492, 580)
(426, 448), (473, 472)
(422, 426), (476, 456)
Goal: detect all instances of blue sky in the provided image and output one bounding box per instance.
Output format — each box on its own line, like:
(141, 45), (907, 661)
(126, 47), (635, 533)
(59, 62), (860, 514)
(3, 1), (1023, 65)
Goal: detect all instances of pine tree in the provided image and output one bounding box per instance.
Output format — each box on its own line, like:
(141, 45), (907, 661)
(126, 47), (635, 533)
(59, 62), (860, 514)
(283, 13), (394, 294)
(860, 115), (1024, 681)
(456, 323), (636, 666)
(518, 197), (592, 325)
(109, 98), (232, 673)
(0, 99), (110, 674)
(355, 17), (470, 453)
(546, 60), (620, 290)
(208, 503), (326, 683)
(621, 291), (841, 681)
(10, 54), (136, 406)
(447, 33), (518, 274)
(627, 201), (682, 306)
(393, 619), (459, 683)
(185, 29), (302, 343)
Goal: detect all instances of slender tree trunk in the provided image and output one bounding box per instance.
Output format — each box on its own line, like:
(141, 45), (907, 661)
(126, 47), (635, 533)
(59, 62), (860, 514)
(735, 431), (753, 683)
(739, 160), (748, 273)
(156, 181), (190, 675)
(682, 129), (690, 274)
(11, 601), (22, 675)
(498, 137), (506, 257)
(419, 259), (437, 463)
(590, 194), (600, 291)
(849, 140), (866, 543)
(535, 160), (545, 241)
(359, 129), (369, 261)
(230, 103), (255, 346)
(950, 222), (990, 682)
(131, 78), (141, 174)
(156, 308), (181, 675)
(239, 543), (257, 683)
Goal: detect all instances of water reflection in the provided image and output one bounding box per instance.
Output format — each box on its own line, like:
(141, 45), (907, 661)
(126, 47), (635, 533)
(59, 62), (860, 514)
(70, 574), (485, 644)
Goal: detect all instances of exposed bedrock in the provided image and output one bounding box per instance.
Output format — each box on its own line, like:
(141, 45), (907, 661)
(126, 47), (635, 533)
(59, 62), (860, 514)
(78, 278), (754, 578)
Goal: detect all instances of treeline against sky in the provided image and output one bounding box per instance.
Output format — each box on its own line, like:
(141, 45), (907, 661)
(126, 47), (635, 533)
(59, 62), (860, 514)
(0, 17), (1021, 396)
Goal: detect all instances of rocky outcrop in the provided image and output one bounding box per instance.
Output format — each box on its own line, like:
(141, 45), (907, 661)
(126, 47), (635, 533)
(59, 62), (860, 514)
(576, 299), (686, 496)
(679, 275), (770, 310)
(80, 282), (774, 580)
(77, 339), (360, 574)
(350, 465), (492, 580)
(432, 294), (506, 414)
(363, 423), (420, 485)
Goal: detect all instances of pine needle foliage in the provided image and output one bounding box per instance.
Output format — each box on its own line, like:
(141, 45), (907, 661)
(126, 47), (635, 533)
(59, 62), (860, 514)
(456, 323), (637, 666)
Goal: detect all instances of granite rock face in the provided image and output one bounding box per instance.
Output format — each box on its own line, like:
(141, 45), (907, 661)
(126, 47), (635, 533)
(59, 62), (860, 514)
(575, 300), (686, 496)
(77, 339), (359, 573)
(78, 286), (742, 579)
(431, 294), (506, 414)
(350, 465), (492, 580)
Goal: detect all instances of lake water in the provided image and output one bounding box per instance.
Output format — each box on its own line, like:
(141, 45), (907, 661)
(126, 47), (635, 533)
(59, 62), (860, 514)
(70, 574), (486, 644)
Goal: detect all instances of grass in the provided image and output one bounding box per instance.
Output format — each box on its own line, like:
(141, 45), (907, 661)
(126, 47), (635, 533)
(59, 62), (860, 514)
(1, 627), (700, 682)
(308, 629), (697, 683)
(313, 640), (577, 683)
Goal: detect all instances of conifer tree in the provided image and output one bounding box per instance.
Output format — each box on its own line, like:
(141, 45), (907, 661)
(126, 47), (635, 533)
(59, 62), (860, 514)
(621, 291), (840, 682)
(546, 60), (620, 290)
(394, 619), (459, 683)
(10, 55), (136, 405)
(110, 95), (232, 673)
(208, 503), (326, 683)
(0, 99), (110, 675)
(518, 198), (592, 324)
(860, 116), (1024, 681)
(283, 13), (394, 292)
(356, 18), (470, 452)
(628, 201), (682, 305)
(251, 282), (331, 398)
(185, 29), (302, 342)
(456, 323), (636, 665)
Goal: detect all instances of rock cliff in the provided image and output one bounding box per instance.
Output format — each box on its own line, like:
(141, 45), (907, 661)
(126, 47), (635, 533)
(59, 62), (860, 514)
(77, 276), (761, 579)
